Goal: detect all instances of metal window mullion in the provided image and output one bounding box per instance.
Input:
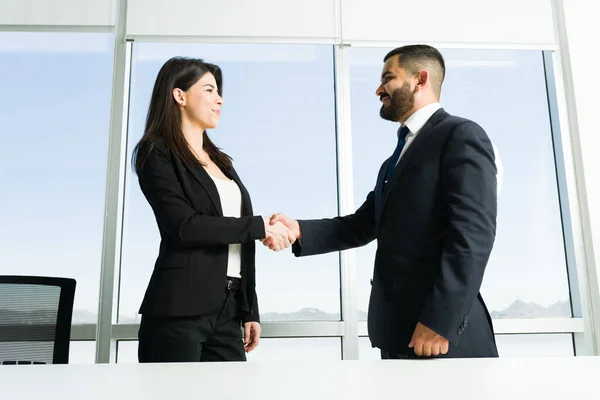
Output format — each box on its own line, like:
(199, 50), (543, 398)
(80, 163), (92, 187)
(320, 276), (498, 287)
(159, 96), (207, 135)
(95, 0), (132, 364)
(541, 50), (582, 319)
(357, 318), (584, 336)
(543, 50), (587, 356)
(0, 25), (115, 33)
(107, 322), (345, 341)
(550, 0), (600, 356)
(333, 42), (359, 360)
(341, 40), (557, 51)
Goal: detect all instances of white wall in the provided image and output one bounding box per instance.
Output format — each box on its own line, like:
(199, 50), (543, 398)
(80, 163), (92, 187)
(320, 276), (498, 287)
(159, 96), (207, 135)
(125, 0), (556, 47)
(126, 0), (337, 40)
(0, 0), (115, 26)
(0, 0), (557, 48)
(341, 0), (555, 46)
(562, 0), (600, 290)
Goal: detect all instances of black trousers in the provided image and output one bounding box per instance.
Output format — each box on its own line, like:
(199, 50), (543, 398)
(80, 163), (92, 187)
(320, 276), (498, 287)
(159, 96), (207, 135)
(138, 288), (246, 362)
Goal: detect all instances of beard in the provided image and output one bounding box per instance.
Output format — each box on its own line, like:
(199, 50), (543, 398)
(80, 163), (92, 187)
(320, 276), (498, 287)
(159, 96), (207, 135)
(379, 82), (415, 122)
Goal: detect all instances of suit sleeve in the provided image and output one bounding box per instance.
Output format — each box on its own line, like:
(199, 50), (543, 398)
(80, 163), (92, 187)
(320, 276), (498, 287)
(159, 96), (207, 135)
(419, 121), (497, 343)
(138, 148), (265, 247)
(241, 298), (260, 324)
(291, 190), (377, 257)
(242, 245), (260, 324)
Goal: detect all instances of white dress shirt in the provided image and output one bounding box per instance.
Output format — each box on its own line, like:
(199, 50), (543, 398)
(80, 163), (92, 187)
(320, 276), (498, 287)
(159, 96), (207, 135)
(395, 102), (441, 166)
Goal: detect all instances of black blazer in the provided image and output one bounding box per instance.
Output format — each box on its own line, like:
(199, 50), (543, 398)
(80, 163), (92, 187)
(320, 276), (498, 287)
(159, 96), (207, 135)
(293, 109), (499, 357)
(136, 140), (265, 323)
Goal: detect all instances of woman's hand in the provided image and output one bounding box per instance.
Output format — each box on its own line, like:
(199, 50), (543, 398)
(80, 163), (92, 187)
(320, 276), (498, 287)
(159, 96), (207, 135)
(262, 217), (295, 251)
(243, 321), (261, 352)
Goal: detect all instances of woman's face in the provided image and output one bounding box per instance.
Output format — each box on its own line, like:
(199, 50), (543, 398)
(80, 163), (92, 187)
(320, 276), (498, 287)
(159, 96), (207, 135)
(175, 72), (223, 130)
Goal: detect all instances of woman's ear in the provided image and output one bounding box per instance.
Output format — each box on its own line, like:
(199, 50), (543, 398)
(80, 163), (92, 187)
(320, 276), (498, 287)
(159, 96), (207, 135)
(172, 88), (186, 107)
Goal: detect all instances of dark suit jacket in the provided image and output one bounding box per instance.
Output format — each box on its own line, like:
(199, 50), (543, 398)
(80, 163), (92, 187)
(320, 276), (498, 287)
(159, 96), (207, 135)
(293, 109), (498, 357)
(136, 140), (265, 323)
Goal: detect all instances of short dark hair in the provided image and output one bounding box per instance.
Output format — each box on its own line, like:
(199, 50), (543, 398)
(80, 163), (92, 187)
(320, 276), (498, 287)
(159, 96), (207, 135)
(384, 45), (446, 97)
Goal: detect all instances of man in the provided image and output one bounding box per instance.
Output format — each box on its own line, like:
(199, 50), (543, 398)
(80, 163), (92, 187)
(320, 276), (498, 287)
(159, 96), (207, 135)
(267, 44), (498, 359)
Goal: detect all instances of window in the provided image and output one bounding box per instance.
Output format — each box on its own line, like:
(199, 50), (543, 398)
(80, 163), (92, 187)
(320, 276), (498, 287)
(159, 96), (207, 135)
(349, 48), (571, 320)
(69, 341), (97, 364)
(0, 32), (114, 324)
(116, 340), (137, 363)
(494, 334), (574, 357)
(246, 338), (341, 361)
(119, 44), (340, 323)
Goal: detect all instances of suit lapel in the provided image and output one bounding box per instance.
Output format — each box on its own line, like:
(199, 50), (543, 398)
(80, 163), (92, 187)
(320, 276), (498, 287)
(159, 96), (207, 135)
(374, 160), (388, 224)
(380, 109), (448, 212)
(184, 162), (224, 217)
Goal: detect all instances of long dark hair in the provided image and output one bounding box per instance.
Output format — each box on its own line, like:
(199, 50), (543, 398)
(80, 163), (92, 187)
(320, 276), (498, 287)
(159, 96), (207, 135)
(132, 56), (232, 174)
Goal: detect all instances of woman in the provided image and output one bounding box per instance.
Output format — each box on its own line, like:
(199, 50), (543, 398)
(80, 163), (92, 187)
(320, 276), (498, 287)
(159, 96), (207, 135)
(133, 57), (294, 362)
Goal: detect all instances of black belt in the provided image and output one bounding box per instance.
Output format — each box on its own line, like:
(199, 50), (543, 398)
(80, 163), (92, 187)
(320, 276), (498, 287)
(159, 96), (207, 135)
(226, 277), (241, 291)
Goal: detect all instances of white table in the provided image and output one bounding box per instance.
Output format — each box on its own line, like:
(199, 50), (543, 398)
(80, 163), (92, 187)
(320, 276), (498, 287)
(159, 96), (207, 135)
(1, 357), (598, 399)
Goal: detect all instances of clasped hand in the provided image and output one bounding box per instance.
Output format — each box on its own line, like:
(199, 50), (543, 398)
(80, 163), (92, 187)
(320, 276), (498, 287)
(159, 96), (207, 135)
(409, 322), (449, 357)
(260, 213), (301, 251)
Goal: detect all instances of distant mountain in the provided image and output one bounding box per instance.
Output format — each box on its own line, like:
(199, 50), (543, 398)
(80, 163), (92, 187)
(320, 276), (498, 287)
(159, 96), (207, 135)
(74, 312), (140, 324)
(118, 314), (140, 324)
(260, 308), (367, 321)
(260, 301), (572, 321)
(72, 309), (98, 324)
(261, 308), (338, 321)
(490, 300), (571, 318)
(3, 300), (570, 326)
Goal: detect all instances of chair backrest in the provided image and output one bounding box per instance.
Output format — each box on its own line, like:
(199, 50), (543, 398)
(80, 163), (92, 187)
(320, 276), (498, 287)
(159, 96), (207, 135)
(0, 276), (76, 365)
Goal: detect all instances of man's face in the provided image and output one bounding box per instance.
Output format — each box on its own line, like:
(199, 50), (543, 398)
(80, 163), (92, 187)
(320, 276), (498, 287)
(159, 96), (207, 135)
(376, 55), (415, 122)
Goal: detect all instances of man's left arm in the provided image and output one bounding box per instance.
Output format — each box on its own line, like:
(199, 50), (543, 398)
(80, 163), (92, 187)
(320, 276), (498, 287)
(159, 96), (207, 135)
(418, 121), (497, 345)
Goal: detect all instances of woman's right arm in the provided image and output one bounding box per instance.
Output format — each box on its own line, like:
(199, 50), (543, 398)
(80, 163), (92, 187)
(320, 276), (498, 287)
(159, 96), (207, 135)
(138, 147), (266, 247)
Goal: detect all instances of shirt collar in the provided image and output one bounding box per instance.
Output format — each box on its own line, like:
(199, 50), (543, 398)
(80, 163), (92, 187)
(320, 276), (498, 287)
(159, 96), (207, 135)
(399, 102), (442, 138)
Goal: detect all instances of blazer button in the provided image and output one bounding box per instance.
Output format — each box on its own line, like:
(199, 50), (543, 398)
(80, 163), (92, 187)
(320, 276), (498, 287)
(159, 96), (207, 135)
(370, 279), (373, 286)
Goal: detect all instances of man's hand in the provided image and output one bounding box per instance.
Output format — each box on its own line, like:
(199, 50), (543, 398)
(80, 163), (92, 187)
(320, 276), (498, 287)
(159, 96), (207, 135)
(262, 217), (295, 251)
(270, 213), (301, 239)
(261, 213), (301, 251)
(408, 322), (449, 357)
(243, 322), (261, 353)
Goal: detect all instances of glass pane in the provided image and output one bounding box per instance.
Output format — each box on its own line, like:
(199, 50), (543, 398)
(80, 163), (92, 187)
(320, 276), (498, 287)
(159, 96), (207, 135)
(0, 32), (114, 323)
(118, 338), (341, 362)
(495, 334), (574, 357)
(349, 48), (571, 320)
(119, 44), (340, 324)
(246, 338), (341, 361)
(117, 340), (138, 363)
(359, 336), (382, 360)
(359, 334), (574, 359)
(69, 341), (97, 364)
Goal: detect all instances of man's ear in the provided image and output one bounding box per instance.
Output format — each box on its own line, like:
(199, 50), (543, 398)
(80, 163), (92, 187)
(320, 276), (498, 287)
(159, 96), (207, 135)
(415, 70), (429, 91)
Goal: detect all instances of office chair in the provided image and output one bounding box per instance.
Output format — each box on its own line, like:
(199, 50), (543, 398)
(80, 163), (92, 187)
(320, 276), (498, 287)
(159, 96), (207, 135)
(0, 275), (76, 364)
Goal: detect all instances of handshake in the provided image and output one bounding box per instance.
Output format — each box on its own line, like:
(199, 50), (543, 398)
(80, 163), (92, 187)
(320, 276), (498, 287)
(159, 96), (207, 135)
(260, 213), (301, 251)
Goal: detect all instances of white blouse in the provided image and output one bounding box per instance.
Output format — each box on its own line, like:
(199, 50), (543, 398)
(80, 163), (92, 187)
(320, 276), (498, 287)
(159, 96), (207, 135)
(209, 174), (242, 279)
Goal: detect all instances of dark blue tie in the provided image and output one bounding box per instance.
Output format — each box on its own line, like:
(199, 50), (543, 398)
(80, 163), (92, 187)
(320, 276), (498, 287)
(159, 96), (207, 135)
(375, 125), (410, 223)
(385, 125), (411, 181)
